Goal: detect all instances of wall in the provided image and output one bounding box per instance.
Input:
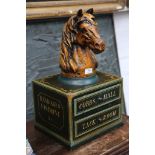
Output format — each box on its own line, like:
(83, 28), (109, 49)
(113, 11), (129, 115)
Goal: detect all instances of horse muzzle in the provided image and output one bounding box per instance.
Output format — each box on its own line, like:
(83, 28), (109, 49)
(93, 39), (105, 53)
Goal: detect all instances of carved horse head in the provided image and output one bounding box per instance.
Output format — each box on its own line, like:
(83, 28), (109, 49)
(60, 8), (105, 78)
(74, 8), (105, 53)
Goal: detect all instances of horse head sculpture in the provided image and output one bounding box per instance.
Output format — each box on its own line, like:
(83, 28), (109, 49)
(59, 8), (105, 78)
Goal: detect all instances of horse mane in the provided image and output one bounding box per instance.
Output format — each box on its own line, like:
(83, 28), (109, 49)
(61, 16), (77, 51)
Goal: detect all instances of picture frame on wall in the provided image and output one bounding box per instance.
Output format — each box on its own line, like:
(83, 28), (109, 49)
(26, 0), (126, 20)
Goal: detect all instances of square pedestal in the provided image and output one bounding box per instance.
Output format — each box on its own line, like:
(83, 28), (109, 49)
(32, 72), (123, 148)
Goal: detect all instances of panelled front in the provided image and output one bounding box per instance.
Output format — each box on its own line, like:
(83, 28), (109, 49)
(33, 82), (69, 140)
(72, 80), (123, 140)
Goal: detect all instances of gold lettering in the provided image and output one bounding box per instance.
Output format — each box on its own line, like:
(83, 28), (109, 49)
(104, 94), (107, 99)
(112, 90), (116, 97)
(112, 110), (117, 116)
(98, 109), (117, 122)
(82, 119), (96, 130)
(79, 103), (82, 110)
(38, 94), (63, 119)
(78, 99), (96, 110)
(98, 90), (117, 101)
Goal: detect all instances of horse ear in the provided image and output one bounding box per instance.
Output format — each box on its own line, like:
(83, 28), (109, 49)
(86, 8), (94, 15)
(77, 9), (83, 17)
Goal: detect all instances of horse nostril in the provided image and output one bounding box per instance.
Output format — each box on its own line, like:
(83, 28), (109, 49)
(95, 41), (105, 50)
(95, 43), (100, 48)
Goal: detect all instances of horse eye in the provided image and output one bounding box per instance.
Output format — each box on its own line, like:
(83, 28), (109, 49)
(80, 28), (85, 32)
(92, 17), (95, 21)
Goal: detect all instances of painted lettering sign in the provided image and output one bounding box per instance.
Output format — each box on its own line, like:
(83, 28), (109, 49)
(37, 93), (64, 129)
(74, 84), (121, 116)
(74, 105), (121, 138)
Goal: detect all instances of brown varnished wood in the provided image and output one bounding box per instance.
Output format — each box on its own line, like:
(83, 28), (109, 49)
(26, 115), (129, 155)
(60, 9), (105, 78)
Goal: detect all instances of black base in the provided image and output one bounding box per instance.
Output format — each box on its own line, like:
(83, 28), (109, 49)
(35, 121), (123, 149)
(32, 71), (123, 148)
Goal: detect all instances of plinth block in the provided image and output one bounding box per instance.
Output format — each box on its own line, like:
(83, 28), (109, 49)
(32, 71), (123, 148)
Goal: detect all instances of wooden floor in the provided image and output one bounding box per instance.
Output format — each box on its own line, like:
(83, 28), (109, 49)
(26, 115), (129, 155)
